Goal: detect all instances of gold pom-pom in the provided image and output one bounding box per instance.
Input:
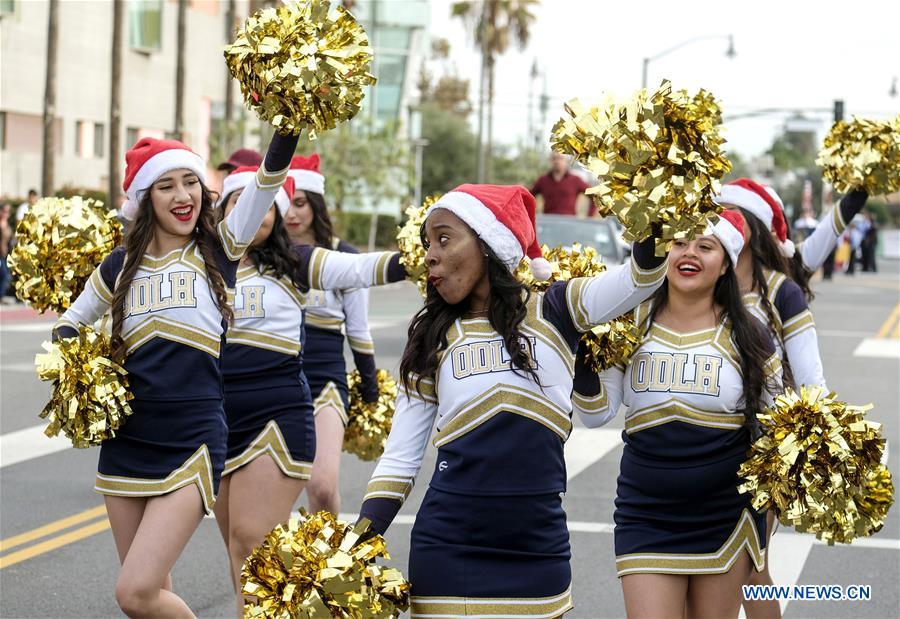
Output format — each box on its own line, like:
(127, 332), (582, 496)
(816, 116), (900, 195)
(518, 244), (639, 370)
(343, 369), (399, 461)
(241, 509), (410, 618)
(738, 386), (893, 545)
(551, 80), (731, 256)
(35, 325), (134, 448)
(224, 0), (376, 137)
(7, 196), (122, 314)
(397, 196), (437, 297)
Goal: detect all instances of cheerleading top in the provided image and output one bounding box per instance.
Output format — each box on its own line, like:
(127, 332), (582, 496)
(359, 243), (669, 534)
(797, 190), (866, 273)
(575, 302), (782, 435)
(742, 268), (825, 389)
(222, 245), (403, 388)
(54, 163), (294, 400)
(302, 237), (378, 401)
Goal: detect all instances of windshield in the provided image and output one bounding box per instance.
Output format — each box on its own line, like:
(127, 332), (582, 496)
(536, 217), (618, 259)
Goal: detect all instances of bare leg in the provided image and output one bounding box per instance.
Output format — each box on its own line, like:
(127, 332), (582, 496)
(306, 406), (344, 515)
(685, 551), (753, 619)
(105, 496), (173, 592)
(742, 511), (781, 619)
(621, 573), (688, 619)
(113, 485), (205, 618)
(212, 475), (235, 592)
(226, 454), (307, 618)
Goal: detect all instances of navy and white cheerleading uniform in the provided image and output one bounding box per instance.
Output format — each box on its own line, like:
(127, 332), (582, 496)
(220, 245), (404, 479)
(575, 302), (782, 577)
(359, 249), (668, 618)
(742, 268), (825, 388)
(302, 238), (379, 424)
(55, 164), (292, 513)
(797, 191), (866, 272)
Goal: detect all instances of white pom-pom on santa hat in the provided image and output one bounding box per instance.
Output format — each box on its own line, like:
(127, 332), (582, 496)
(120, 137), (206, 221)
(426, 183), (553, 280)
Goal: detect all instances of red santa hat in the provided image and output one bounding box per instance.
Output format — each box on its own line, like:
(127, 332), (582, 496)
(288, 153), (325, 196)
(426, 184), (552, 280)
(714, 178), (795, 258)
(121, 137), (206, 221)
(219, 166), (294, 216)
(706, 209), (746, 267)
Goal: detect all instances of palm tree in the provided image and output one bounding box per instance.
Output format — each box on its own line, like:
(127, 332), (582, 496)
(451, 0), (537, 182)
(109, 0), (123, 206)
(173, 0), (187, 141)
(41, 0), (60, 195)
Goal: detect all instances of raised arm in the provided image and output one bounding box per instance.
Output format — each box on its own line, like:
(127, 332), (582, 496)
(217, 132), (299, 261)
(358, 375), (438, 535)
(798, 190), (867, 272)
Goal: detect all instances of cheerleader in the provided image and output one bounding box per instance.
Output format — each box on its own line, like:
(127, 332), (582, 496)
(54, 133), (298, 617)
(575, 210), (782, 619)
(357, 184), (669, 617)
(283, 154), (380, 515)
(211, 164), (407, 615)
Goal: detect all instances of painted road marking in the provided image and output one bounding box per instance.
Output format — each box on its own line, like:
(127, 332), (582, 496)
(0, 505), (107, 553)
(0, 423), (72, 468)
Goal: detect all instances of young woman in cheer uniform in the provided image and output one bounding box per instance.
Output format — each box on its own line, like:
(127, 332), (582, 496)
(283, 154), (380, 515)
(212, 164), (407, 616)
(575, 210), (782, 619)
(358, 184), (668, 618)
(54, 133), (298, 618)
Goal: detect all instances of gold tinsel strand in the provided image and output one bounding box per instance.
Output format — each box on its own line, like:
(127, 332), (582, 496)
(517, 244), (639, 371)
(816, 116), (900, 195)
(397, 196), (437, 297)
(343, 369), (399, 461)
(224, 0), (376, 138)
(241, 509), (410, 618)
(7, 196), (122, 314)
(551, 80), (731, 256)
(34, 326), (134, 448)
(738, 386), (892, 545)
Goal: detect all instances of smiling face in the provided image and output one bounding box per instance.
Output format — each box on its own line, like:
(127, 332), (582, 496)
(223, 187), (275, 249)
(284, 190), (314, 242)
(149, 168), (202, 239)
(667, 234), (729, 296)
(423, 208), (490, 307)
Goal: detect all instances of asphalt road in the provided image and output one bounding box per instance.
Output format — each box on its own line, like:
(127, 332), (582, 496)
(1, 265), (898, 619)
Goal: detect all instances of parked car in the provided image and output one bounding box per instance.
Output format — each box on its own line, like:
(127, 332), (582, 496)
(535, 213), (628, 264)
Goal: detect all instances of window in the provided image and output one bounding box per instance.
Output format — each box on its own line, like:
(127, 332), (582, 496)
(126, 127), (139, 148)
(0, 112), (6, 150)
(93, 123), (104, 158)
(129, 0), (162, 52)
(75, 120), (85, 156)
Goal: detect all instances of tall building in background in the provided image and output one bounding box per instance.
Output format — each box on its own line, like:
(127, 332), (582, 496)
(0, 0), (428, 199)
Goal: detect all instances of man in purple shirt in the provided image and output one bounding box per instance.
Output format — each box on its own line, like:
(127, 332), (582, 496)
(530, 153), (595, 216)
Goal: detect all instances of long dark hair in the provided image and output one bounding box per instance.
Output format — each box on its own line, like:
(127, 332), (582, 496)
(644, 258), (779, 423)
(399, 242), (538, 396)
(216, 192), (305, 288)
(110, 182), (232, 362)
(303, 191), (335, 248)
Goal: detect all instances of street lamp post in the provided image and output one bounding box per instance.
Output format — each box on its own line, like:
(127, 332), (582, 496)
(641, 34), (736, 89)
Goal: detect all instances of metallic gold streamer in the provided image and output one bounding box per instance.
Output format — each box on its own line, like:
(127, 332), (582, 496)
(816, 116), (900, 195)
(518, 244), (639, 371)
(7, 196), (122, 314)
(224, 0), (376, 137)
(241, 509), (410, 618)
(343, 369), (399, 461)
(551, 81), (731, 256)
(738, 386), (893, 545)
(34, 326), (133, 448)
(397, 196), (437, 297)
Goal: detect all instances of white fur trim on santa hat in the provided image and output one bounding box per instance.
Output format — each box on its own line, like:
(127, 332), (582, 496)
(706, 217), (744, 267)
(427, 191), (523, 268)
(288, 169), (325, 195)
(127, 149), (206, 202)
(218, 171), (256, 208)
(714, 184), (773, 229)
(274, 186), (290, 216)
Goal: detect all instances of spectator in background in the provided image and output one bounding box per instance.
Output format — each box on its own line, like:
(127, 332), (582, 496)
(16, 189), (39, 224)
(861, 212), (879, 272)
(216, 148), (263, 176)
(0, 203), (13, 301)
(846, 220), (864, 275)
(530, 152), (595, 216)
(793, 206), (819, 243)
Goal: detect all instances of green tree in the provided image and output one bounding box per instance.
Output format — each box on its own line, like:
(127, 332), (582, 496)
(452, 0), (538, 182)
(490, 144), (544, 187)
(419, 103), (477, 197)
